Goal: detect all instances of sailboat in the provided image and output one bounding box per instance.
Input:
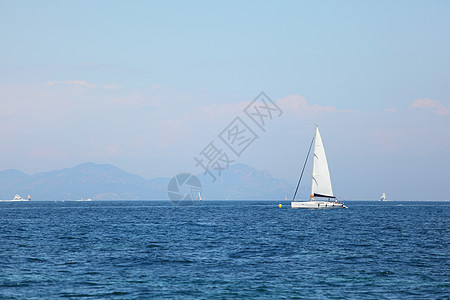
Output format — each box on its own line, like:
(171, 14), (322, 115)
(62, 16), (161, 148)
(379, 193), (386, 201)
(291, 126), (347, 209)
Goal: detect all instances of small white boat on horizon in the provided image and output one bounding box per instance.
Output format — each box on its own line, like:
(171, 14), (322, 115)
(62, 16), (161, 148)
(0, 194), (31, 202)
(291, 126), (347, 209)
(379, 193), (387, 201)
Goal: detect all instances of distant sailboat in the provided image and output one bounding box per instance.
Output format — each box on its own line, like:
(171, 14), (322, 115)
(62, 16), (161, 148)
(291, 126), (347, 209)
(379, 193), (386, 201)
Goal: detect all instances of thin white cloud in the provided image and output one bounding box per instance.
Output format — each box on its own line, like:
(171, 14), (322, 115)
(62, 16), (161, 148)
(276, 94), (352, 116)
(385, 107), (396, 112)
(188, 94), (352, 121)
(409, 98), (450, 116)
(45, 80), (97, 88)
(197, 102), (248, 120)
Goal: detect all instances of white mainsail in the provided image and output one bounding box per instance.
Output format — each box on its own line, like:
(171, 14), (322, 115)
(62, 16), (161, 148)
(311, 126), (334, 198)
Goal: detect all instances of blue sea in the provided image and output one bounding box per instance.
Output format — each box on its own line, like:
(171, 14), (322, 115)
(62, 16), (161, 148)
(0, 201), (448, 299)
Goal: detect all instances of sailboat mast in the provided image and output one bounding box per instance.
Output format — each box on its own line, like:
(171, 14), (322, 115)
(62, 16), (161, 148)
(311, 126), (319, 198)
(292, 134), (315, 201)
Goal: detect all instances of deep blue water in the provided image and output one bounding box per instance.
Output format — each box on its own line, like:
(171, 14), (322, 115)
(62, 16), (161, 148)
(0, 201), (448, 299)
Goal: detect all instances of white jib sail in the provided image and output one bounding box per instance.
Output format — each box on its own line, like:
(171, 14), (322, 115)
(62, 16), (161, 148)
(311, 126), (334, 198)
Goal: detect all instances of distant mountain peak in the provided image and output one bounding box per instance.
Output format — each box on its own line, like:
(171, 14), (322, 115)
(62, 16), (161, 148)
(73, 162), (116, 169)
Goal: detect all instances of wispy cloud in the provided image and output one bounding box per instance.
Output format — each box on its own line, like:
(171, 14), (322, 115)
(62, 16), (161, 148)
(276, 94), (352, 116)
(385, 107), (396, 112)
(409, 98), (450, 116)
(45, 80), (97, 88)
(197, 102), (248, 120)
(192, 94), (350, 121)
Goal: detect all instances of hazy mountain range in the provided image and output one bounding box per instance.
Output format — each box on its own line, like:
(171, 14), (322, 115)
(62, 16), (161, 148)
(0, 163), (295, 201)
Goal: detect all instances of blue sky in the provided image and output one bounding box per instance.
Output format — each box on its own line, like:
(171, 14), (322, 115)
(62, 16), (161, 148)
(1, 1), (449, 200)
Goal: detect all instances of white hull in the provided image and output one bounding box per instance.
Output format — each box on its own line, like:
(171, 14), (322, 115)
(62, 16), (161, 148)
(0, 199), (30, 202)
(291, 201), (347, 209)
(0, 195), (30, 202)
